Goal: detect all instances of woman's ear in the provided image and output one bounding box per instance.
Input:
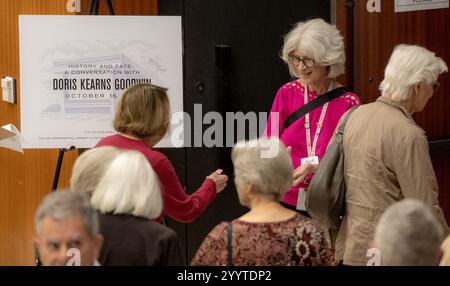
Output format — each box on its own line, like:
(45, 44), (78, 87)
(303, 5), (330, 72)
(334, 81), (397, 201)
(413, 82), (422, 95)
(408, 83), (419, 101)
(245, 184), (254, 196)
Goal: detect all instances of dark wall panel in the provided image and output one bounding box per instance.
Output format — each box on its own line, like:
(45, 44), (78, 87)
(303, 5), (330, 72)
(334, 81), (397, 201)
(160, 0), (331, 263)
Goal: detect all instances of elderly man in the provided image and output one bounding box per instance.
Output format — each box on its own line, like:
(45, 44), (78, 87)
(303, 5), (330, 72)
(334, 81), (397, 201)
(374, 199), (444, 266)
(335, 44), (449, 266)
(35, 191), (103, 266)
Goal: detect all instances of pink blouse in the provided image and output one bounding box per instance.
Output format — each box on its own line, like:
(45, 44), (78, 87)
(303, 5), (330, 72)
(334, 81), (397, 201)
(266, 80), (360, 207)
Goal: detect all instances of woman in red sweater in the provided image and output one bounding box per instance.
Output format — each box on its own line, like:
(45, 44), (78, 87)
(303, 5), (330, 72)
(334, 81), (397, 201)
(96, 83), (228, 223)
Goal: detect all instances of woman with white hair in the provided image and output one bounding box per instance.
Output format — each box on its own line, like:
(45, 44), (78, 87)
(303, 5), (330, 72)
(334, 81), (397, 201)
(91, 150), (183, 266)
(335, 44), (449, 266)
(70, 146), (122, 196)
(265, 18), (360, 215)
(191, 138), (335, 266)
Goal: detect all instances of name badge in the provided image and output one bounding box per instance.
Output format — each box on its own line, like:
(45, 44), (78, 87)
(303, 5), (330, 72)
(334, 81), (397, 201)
(300, 155), (319, 166)
(297, 187), (307, 211)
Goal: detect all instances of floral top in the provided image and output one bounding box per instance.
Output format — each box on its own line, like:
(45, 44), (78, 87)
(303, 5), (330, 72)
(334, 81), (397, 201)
(191, 213), (336, 266)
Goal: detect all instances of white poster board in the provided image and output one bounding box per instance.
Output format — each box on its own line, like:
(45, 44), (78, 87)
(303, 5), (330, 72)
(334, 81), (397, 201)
(19, 15), (183, 148)
(395, 0), (449, 12)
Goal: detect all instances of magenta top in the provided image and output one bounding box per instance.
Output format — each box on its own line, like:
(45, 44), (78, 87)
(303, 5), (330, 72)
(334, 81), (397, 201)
(265, 80), (360, 207)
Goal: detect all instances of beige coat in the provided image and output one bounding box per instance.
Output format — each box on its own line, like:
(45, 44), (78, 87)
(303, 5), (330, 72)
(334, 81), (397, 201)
(335, 97), (449, 266)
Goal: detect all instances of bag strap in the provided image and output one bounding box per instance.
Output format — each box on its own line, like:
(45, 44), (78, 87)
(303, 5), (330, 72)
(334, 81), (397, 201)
(284, 87), (349, 129)
(227, 222), (233, 266)
(336, 105), (359, 135)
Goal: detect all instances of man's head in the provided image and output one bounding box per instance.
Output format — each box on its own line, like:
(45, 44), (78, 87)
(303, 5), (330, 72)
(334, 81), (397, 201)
(35, 191), (103, 266)
(379, 44), (447, 113)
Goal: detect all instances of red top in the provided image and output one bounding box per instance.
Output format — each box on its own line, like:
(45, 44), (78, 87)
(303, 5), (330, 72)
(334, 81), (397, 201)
(95, 134), (217, 223)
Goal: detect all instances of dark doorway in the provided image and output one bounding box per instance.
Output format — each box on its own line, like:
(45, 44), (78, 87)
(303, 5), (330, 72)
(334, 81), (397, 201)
(159, 0), (331, 264)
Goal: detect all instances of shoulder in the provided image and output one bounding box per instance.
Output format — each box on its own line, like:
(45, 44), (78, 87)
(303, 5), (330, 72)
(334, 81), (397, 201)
(276, 80), (304, 96)
(373, 101), (426, 138)
(95, 134), (120, 147)
(147, 148), (168, 162)
(145, 220), (180, 241)
(206, 221), (229, 240)
(401, 126), (427, 147)
(148, 150), (175, 172)
(109, 214), (179, 240)
(352, 102), (426, 146)
(332, 90), (361, 107)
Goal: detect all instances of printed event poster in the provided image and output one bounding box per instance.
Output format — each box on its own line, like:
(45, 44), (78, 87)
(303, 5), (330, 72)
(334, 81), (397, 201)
(19, 15), (183, 148)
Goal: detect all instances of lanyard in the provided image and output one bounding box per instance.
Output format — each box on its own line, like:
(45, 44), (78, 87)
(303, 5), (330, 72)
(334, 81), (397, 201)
(303, 81), (334, 157)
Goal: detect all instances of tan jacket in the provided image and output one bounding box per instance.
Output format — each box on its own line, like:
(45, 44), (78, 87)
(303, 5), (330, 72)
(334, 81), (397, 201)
(335, 97), (449, 266)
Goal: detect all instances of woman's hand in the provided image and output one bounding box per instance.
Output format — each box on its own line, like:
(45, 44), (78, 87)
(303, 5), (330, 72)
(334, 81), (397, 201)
(207, 169), (229, 193)
(293, 163), (318, 186)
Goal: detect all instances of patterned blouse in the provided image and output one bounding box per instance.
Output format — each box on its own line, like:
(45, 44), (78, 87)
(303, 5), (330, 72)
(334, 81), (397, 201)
(191, 213), (336, 266)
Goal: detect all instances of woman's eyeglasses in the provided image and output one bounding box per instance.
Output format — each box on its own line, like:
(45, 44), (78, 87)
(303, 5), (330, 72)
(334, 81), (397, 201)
(287, 53), (315, 68)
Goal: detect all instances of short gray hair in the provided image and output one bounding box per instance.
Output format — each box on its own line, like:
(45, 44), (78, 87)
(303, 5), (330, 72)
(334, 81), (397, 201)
(375, 199), (444, 266)
(91, 150), (163, 219)
(281, 18), (345, 79)
(380, 44), (448, 101)
(232, 137), (293, 200)
(35, 190), (99, 238)
(70, 146), (122, 196)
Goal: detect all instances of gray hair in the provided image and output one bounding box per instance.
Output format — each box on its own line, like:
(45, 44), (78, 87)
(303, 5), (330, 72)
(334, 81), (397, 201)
(70, 146), (122, 196)
(35, 190), (99, 238)
(380, 44), (448, 101)
(231, 137), (293, 200)
(374, 199), (444, 266)
(281, 18), (345, 79)
(91, 150), (163, 219)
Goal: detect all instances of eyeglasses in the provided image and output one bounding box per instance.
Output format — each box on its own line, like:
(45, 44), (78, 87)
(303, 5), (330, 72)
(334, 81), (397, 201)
(287, 53), (315, 68)
(433, 82), (440, 92)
